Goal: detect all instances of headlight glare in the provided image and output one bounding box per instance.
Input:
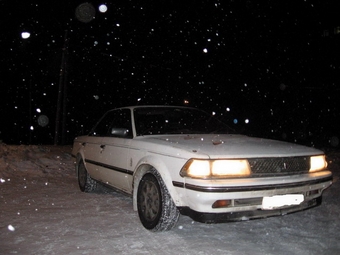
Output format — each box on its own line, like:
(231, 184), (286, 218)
(309, 155), (327, 172)
(212, 160), (251, 176)
(181, 159), (210, 178)
(180, 159), (251, 178)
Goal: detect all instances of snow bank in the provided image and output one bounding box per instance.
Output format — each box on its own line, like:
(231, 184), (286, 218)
(0, 144), (74, 179)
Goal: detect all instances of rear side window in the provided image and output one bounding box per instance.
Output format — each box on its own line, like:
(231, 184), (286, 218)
(89, 109), (132, 138)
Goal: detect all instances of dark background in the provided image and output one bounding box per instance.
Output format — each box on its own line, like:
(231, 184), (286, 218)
(0, 0), (339, 148)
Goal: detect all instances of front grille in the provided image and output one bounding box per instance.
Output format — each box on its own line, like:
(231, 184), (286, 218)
(248, 156), (310, 177)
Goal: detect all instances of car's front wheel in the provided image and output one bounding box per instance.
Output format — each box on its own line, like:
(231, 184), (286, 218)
(77, 159), (98, 192)
(137, 169), (180, 231)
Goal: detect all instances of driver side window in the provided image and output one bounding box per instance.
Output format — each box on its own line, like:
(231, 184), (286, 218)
(90, 109), (133, 138)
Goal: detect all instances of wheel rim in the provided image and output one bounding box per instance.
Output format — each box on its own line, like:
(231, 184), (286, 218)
(78, 162), (87, 189)
(140, 179), (160, 221)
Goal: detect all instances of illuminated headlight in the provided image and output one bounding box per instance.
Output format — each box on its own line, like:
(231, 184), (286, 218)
(180, 159), (251, 178)
(309, 155), (327, 172)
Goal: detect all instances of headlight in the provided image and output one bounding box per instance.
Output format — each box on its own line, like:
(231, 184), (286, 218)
(309, 155), (327, 172)
(180, 159), (251, 178)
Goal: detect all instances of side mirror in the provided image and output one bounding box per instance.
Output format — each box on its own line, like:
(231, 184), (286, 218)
(110, 128), (129, 137)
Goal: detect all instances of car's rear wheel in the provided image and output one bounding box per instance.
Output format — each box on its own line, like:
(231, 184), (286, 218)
(137, 169), (180, 231)
(77, 159), (98, 192)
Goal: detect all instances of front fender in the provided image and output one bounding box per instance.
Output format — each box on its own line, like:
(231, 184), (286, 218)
(132, 155), (185, 211)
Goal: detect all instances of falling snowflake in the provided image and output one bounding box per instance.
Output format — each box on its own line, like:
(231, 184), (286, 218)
(8, 225), (15, 231)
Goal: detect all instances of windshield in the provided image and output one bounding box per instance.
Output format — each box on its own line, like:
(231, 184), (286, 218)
(133, 107), (234, 136)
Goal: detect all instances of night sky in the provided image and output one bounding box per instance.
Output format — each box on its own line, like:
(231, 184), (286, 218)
(1, 0), (339, 147)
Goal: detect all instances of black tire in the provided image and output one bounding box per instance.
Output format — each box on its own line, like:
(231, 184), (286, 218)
(137, 169), (180, 231)
(77, 159), (98, 193)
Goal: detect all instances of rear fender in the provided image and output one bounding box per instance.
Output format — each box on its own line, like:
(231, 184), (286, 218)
(75, 151), (86, 177)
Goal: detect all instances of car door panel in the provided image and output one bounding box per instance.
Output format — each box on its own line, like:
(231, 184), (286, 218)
(83, 108), (134, 193)
(97, 137), (133, 194)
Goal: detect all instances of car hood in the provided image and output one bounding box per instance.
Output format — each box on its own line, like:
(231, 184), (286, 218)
(138, 134), (323, 158)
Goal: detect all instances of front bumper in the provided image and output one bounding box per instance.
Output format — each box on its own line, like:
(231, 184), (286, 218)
(173, 171), (332, 222)
(178, 196), (322, 223)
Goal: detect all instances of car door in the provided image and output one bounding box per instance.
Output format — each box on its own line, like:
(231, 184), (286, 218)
(83, 109), (122, 181)
(95, 109), (134, 194)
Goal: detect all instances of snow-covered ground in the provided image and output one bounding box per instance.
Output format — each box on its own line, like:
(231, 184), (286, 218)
(1, 144), (339, 255)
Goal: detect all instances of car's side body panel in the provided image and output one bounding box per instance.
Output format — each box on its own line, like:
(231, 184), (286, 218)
(96, 137), (133, 194)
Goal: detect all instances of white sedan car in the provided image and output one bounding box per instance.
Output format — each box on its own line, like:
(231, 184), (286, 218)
(72, 105), (332, 231)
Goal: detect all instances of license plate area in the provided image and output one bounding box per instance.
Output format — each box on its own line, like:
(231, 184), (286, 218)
(262, 194), (304, 210)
